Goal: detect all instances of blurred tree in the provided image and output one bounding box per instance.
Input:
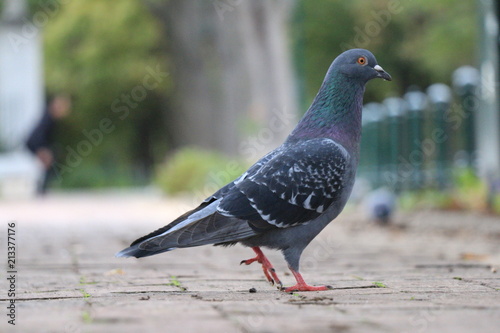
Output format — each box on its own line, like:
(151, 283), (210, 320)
(295, 0), (477, 107)
(4, 0), (477, 189)
(144, 0), (297, 158)
(40, 0), (299, 187)
(42, 0), (170, 187)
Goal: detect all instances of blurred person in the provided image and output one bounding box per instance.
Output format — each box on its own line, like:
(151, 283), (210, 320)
(26, 94), (71, 194)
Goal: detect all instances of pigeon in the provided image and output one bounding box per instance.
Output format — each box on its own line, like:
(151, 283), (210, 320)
(364, 187), (397, 225)
(116, 49), (391, 292)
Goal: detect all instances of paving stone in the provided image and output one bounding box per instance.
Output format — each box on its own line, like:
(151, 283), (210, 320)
(1, 192), (499, 333)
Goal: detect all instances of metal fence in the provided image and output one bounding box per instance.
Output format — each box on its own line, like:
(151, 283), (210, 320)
(359, 66), (480, 192)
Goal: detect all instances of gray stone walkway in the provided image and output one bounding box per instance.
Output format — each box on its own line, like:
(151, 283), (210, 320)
(1, 190), (500, 333)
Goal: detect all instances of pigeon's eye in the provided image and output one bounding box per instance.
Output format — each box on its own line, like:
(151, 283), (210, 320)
(357, 57), (367, 66)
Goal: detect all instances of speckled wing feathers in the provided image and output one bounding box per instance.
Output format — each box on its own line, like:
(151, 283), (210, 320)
(218, 138), (349, 229)
(118, 138), (350, 257)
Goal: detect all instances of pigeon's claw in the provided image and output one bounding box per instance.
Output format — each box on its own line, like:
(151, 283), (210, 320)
(240, 258), (258, 265)
(262, 268), (275, 285)
(241, 247), (282, 287)
(275, 279), (284, 290)
(282, 266), (332, 292)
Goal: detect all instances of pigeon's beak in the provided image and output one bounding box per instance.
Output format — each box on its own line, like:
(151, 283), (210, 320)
(374, 65), (392, 81)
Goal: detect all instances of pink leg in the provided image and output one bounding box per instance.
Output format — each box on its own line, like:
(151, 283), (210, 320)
(282, 266), (332, 292)
(241, 247), (282, 288)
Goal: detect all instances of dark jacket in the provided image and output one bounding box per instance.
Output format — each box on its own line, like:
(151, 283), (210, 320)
(26, 107), (54, 154)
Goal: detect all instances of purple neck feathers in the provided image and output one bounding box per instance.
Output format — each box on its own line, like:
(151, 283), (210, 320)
(287, 75), (365, 155)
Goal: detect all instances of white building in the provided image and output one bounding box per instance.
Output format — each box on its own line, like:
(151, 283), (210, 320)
(0, 0), (44, 198)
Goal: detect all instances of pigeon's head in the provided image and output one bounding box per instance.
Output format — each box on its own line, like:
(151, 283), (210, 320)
(333, 49), (392, 83)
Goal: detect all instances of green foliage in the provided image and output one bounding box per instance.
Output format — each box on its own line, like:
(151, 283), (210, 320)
(398, 189), (454, 211)
(454, 168), (481, 189)
(53, 161), (137, 189)
(372, 281), (388, 288)
(398, 0), (476, 82)
(167, 275), (187, 291)
(155, 147), (248, 196)
(492, 196), (500, 215)
(7, 0), (478, 191)
(451, 168), (487, 211)
(294, 0), (477, 107)
(81, 310), (93, 323)
(43, 0), (170, 187)
(398, 168), (490, 213)
(79, 276), (97, 285)
(79, 289), (91, 299)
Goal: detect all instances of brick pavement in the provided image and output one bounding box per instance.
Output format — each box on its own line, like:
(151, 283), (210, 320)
(1, 191), (499, 333)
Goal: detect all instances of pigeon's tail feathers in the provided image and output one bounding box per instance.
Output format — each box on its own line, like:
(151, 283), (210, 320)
(115, 243), (175, 258)
(116, 199), (259, 258)
(128, 198), (221, 247)
(136, 212), (257, 251)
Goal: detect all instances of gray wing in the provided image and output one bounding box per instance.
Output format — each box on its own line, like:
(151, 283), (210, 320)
(218, 138), (350, 229)
(116, 147), (283, 258)
(116, 139), (349, 258)
(206, 147), (283, 202)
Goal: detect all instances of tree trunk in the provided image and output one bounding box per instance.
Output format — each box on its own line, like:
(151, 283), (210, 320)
(146, 0), (297, 160)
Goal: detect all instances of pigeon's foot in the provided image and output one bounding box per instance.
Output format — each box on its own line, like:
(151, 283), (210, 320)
(241, 247), (282, 288)
(282, 267), (333, 292)
(283, 283), (332, 292)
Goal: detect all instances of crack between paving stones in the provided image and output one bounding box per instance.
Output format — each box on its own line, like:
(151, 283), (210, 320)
(1, 296), (89, 301)
(415, 263), (493, 270)
(212, 304), (250, 333)
(331, 285), (383, 290)
(453, 278), (500, 291)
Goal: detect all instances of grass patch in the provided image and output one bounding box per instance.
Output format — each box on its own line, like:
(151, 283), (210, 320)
(79, 276), (98, 285)
(398, 168), (497, 213)
(79, 289), (92, 298)
(167, 275), (187, 291)
(81, 310), (92, 323)
(372, 281), (388, 288)
(155, 147), (247, 196)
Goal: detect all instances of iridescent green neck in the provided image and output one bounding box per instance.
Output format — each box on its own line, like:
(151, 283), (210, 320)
(288, 74), (365, 154)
